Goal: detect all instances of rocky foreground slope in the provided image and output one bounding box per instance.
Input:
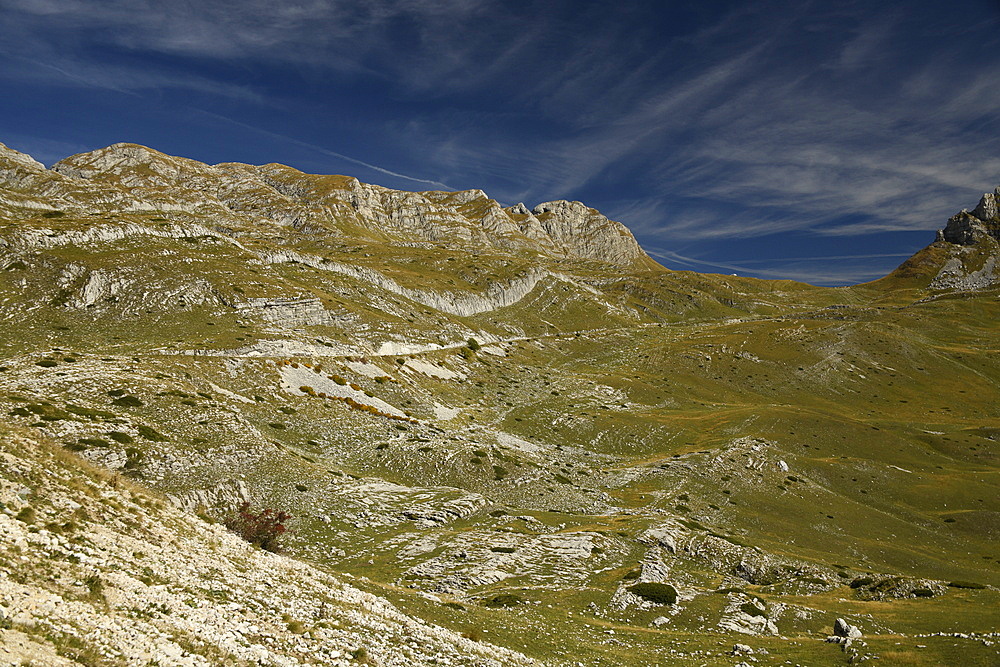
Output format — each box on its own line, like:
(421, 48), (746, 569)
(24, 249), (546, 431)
(0, 140), (998, 665)
(0, 424), (533, 666)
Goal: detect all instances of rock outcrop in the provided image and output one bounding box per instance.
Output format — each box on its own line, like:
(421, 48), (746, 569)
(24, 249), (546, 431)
(30, 142), (650, 266)
(531, 199), (646, 265)
(834, 617), (863, 639)
(937, 186), (1000, 245)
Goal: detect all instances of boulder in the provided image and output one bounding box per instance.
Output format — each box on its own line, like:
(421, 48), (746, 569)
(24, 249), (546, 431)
(834, 617), (862, 639)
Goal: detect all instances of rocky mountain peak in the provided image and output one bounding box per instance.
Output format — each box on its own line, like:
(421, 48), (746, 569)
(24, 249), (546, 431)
(937, 185), (1000, 245)
(52, 142), (199, 184)
(530, 199), (646, 265)
(0, 142), (46, 172)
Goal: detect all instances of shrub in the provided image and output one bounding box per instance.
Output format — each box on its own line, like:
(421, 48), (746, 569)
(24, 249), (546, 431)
(467, 338), (481, 351)
(112, 395), (143, 408)
(224, 503), (292, 553)
(123, 448), (143, 469)
(492, 465), (507, 480)
(16, 507), (36, 524)
(83, 574), (105, 602)
(948, 581), (986, 589)
(36, 359), (58, 368)
(627, 582), (677, 605)
(740, 602), (767, 617)
(136, 425), (168, 442)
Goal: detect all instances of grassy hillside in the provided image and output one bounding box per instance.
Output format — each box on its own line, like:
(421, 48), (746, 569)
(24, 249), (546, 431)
(0, 142), (997, 665)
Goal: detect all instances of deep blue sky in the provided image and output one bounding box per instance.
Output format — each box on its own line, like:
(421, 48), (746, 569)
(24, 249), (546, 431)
(2, 0), (999, 285)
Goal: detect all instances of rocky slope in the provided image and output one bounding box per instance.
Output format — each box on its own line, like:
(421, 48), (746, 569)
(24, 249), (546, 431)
(0, 424), (532, 666)
(0, 141), (648, 268)
(881, 185), (1000, 291)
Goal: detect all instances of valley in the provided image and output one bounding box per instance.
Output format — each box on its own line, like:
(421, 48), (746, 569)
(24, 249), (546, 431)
(0, 141), (997, 665)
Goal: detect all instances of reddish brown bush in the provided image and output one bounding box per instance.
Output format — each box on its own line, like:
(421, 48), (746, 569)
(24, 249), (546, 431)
(224, 503), (292, 553)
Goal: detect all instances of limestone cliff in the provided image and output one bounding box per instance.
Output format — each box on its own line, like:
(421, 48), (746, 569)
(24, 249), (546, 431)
(31, 142), (650, 266)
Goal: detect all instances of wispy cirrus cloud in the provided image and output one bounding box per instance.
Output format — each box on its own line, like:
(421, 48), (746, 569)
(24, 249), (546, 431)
(0, 0), (998, 285)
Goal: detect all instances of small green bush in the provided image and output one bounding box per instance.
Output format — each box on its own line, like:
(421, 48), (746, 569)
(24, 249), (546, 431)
(627, 582), (677, 605)
(740, 602), (766, 617)
(82, 574), (106, 603)
(16, 507), (36, 524)
(112, 395), (143, 408)
(136, 425), (168, 442)
(467, 338), (481, 351)
(948, 581), (986, 589)
(123, 448), (143, 469)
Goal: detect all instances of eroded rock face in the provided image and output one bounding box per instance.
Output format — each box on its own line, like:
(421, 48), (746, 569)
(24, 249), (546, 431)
(937, 186), (1000, 245)
(532, 200), (646, 265)
(33, 142), (650, 266)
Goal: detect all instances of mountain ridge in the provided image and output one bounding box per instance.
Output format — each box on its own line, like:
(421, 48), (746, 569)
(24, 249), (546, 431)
(29, 141), (649, 268)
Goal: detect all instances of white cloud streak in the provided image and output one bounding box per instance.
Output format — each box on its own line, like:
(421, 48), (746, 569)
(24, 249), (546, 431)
(195, 110), (453, 189)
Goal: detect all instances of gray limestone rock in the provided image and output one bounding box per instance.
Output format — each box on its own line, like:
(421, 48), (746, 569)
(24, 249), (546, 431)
(834, 617), (863, 639)
(532, 200), (645, 265)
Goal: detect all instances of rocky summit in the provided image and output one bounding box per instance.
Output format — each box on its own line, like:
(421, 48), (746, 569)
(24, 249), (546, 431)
(0, 141), (998, 666)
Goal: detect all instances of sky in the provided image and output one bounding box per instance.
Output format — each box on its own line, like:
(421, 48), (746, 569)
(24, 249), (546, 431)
(1, 0), (999, 285)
